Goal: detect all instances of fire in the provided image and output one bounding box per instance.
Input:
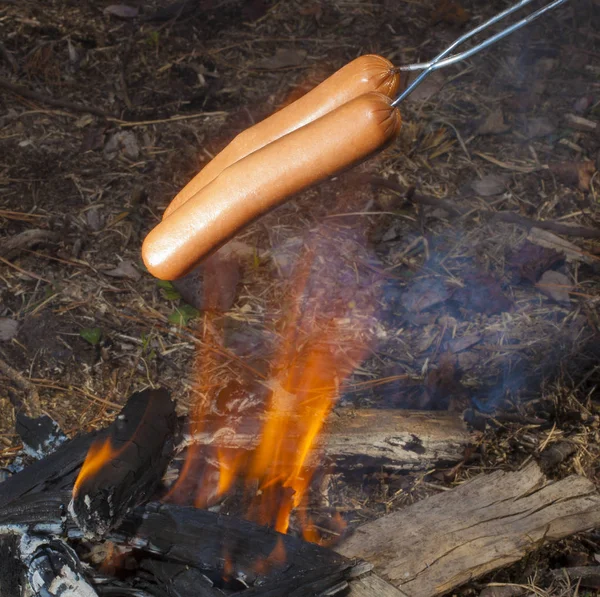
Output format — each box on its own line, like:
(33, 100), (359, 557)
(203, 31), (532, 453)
(169, 229), (373, 547)
(73, 438), (121, 496)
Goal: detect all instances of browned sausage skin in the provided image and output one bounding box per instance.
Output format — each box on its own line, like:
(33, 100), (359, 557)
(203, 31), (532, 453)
(162, 54), (400, 219)
(143, 92), (401, 280)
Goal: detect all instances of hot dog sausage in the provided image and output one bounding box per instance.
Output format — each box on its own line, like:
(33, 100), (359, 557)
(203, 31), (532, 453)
(162, 54), (400, 219)
(143, 92), (401, 280)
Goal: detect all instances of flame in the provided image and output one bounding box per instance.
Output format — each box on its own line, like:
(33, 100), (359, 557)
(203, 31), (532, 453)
(168, 227), (375, 561)
(73, 438), (121, 496)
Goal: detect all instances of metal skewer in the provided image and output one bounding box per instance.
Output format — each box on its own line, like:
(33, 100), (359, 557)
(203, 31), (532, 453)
(391, 0), (569, 106)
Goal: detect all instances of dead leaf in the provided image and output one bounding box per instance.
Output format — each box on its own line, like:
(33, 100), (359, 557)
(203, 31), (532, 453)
(507, 241), (564, 284)
(103, 260), (141, 281)
(173, 244), (243, 312)
(104, 4), (139, 18)
(536, 270), (572, 305)
(525, 117), (556, 138)
(451, 273), (512, 315)
(0, 318), (18, 341)
(103, 131), (139, 160)
(406, 71), (445, 103)
(415, 324), (439, 353)
(422, 353), (466, 410)
(430, 0), (470, 25)
(448, 334), (481, 353)
(256, 49), (307, 70)
(549, 160), (596, 191)
(471, 174), (508, 197)
(475, 107), (511, 136)
(527, 228), (590, 263)
(86, 208), (103, 232)
(80, 127), (105, 153)
(401, 278), (450, 313)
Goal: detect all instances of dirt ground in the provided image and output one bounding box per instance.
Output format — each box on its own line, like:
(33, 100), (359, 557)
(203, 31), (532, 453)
(1, 0), (600, 594)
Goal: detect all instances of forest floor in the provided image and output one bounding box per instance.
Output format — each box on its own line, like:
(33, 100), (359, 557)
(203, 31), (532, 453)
(1, 0), (600, 595)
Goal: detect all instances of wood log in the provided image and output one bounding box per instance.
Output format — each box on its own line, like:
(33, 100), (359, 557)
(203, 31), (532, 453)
(69, 389), (177, 539)
(338, 462), (600, 597)
(186, 408), (476, 471)
(0, 491), (356, 597)
(0, 430), (100, 511)
(15, 412), (67, 459)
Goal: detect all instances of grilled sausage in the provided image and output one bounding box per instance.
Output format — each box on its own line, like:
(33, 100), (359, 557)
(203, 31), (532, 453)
(143, 92), (401, 280)
(162, 54), (400, 219)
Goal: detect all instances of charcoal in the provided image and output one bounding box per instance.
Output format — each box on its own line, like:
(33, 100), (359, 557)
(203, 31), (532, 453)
(24, 536), (98, 597)
(16, 413), (67, 460)
(69, 389), (177, 539)
(0, 534), (24, 597)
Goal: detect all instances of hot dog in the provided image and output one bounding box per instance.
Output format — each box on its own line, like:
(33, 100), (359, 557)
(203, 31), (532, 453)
(143, 92), (401, 280)
(162, 54), (400, 219)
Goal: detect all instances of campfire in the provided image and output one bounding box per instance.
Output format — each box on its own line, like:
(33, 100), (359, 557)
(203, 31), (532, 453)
(2, 0), (600, 596)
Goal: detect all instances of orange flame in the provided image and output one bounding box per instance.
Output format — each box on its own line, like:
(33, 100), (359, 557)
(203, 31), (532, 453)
(168, 227), (374, 558)
(73, 438), (121, 496)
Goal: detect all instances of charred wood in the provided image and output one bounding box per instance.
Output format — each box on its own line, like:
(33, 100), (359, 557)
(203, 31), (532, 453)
(0, 534), (24, 597)
(69, 389), (177, 539)
(0, 431), (100, 511)
(0, 491), (355, 597)
(23, 536), (98, 597)
(134, 559), (220, 597)
(16, 412), (67, 460)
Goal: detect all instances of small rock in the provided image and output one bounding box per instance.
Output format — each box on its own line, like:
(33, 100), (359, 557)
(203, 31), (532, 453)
(104, 131), (139, 160)
(536, 270), (572, 305)
(0, 318), (19, 341)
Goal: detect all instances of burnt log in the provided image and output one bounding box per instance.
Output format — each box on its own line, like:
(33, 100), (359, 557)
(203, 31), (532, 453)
(0, 491), (356, 597)
(16, 412), (67, 460)
(0, 430), (101, 511)
(69, 388), (177, 539)
(184, 408), (476, 471)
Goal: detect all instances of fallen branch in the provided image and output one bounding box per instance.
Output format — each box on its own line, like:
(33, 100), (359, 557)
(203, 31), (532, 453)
(364, 176), (600, 239)
(338, 461), (600, 597)
(0, 229), (60, 259)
